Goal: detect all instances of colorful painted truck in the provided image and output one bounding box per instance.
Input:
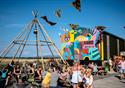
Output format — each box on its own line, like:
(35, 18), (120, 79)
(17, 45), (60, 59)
(60, 26), (103, 61)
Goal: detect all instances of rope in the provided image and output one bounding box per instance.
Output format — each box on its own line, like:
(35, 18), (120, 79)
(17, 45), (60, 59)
(34, 22), (39, 57)
(36, 22), (45, 70)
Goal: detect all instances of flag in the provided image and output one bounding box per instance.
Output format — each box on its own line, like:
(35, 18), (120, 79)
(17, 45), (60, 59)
(55, 9), (61, 18)
(41, 16), (56, 26)
(72, 0), (81, 12)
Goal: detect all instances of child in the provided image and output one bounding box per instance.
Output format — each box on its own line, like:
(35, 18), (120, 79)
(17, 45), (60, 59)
(83, 69), (93, 88)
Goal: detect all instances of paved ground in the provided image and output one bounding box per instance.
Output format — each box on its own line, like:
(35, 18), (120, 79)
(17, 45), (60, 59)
(94, 76), (125, 88)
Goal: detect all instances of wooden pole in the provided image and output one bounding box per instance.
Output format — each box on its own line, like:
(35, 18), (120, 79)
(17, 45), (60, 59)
(35, 19), (45, 70)
(37, 20), (68, 65)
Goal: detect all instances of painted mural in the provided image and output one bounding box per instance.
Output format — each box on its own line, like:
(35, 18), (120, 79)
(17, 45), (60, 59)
(61, 26), (104, 61)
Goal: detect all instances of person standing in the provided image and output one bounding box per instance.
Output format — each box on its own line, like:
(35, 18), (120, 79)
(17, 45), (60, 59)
(71, 62), (82, 88)
(0, 67), (8, 88)
(42, 68), (52, 88)
(50, 67), (59, 88)
(83, 69), (93, 88)
(108, 58), (113, 72)
(119, 57), (125, 79)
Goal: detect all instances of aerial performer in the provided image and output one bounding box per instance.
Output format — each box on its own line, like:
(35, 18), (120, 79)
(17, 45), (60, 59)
(41, 16), (56, 26)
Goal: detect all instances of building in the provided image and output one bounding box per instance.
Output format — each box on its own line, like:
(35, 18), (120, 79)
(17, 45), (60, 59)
(102, 31), (125, 60)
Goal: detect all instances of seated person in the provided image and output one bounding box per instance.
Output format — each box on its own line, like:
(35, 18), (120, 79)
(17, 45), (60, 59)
(14, 65), (21, 83)
(28, 69), (34, 83)
(34, 66), (42, 82)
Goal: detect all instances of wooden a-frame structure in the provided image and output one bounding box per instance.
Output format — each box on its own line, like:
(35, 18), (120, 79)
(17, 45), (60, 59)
(0, 11), (67, 70)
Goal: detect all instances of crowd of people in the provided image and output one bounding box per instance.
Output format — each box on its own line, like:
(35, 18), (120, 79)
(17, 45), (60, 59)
(0, 60), (93, 88)
(0, 56), (125, 88)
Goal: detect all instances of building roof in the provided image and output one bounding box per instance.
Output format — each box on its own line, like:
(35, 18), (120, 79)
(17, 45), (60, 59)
(103, 31), (125, 40)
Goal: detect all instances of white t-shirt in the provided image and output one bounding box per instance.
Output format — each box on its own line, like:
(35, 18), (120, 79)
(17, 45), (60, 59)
(120, 61), (125, 69)
(71, 71), (82, 83)
(84, 75), (93, 86)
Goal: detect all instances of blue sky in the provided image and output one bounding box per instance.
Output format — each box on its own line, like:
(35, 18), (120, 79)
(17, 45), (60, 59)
(0, 0), (125, 57)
